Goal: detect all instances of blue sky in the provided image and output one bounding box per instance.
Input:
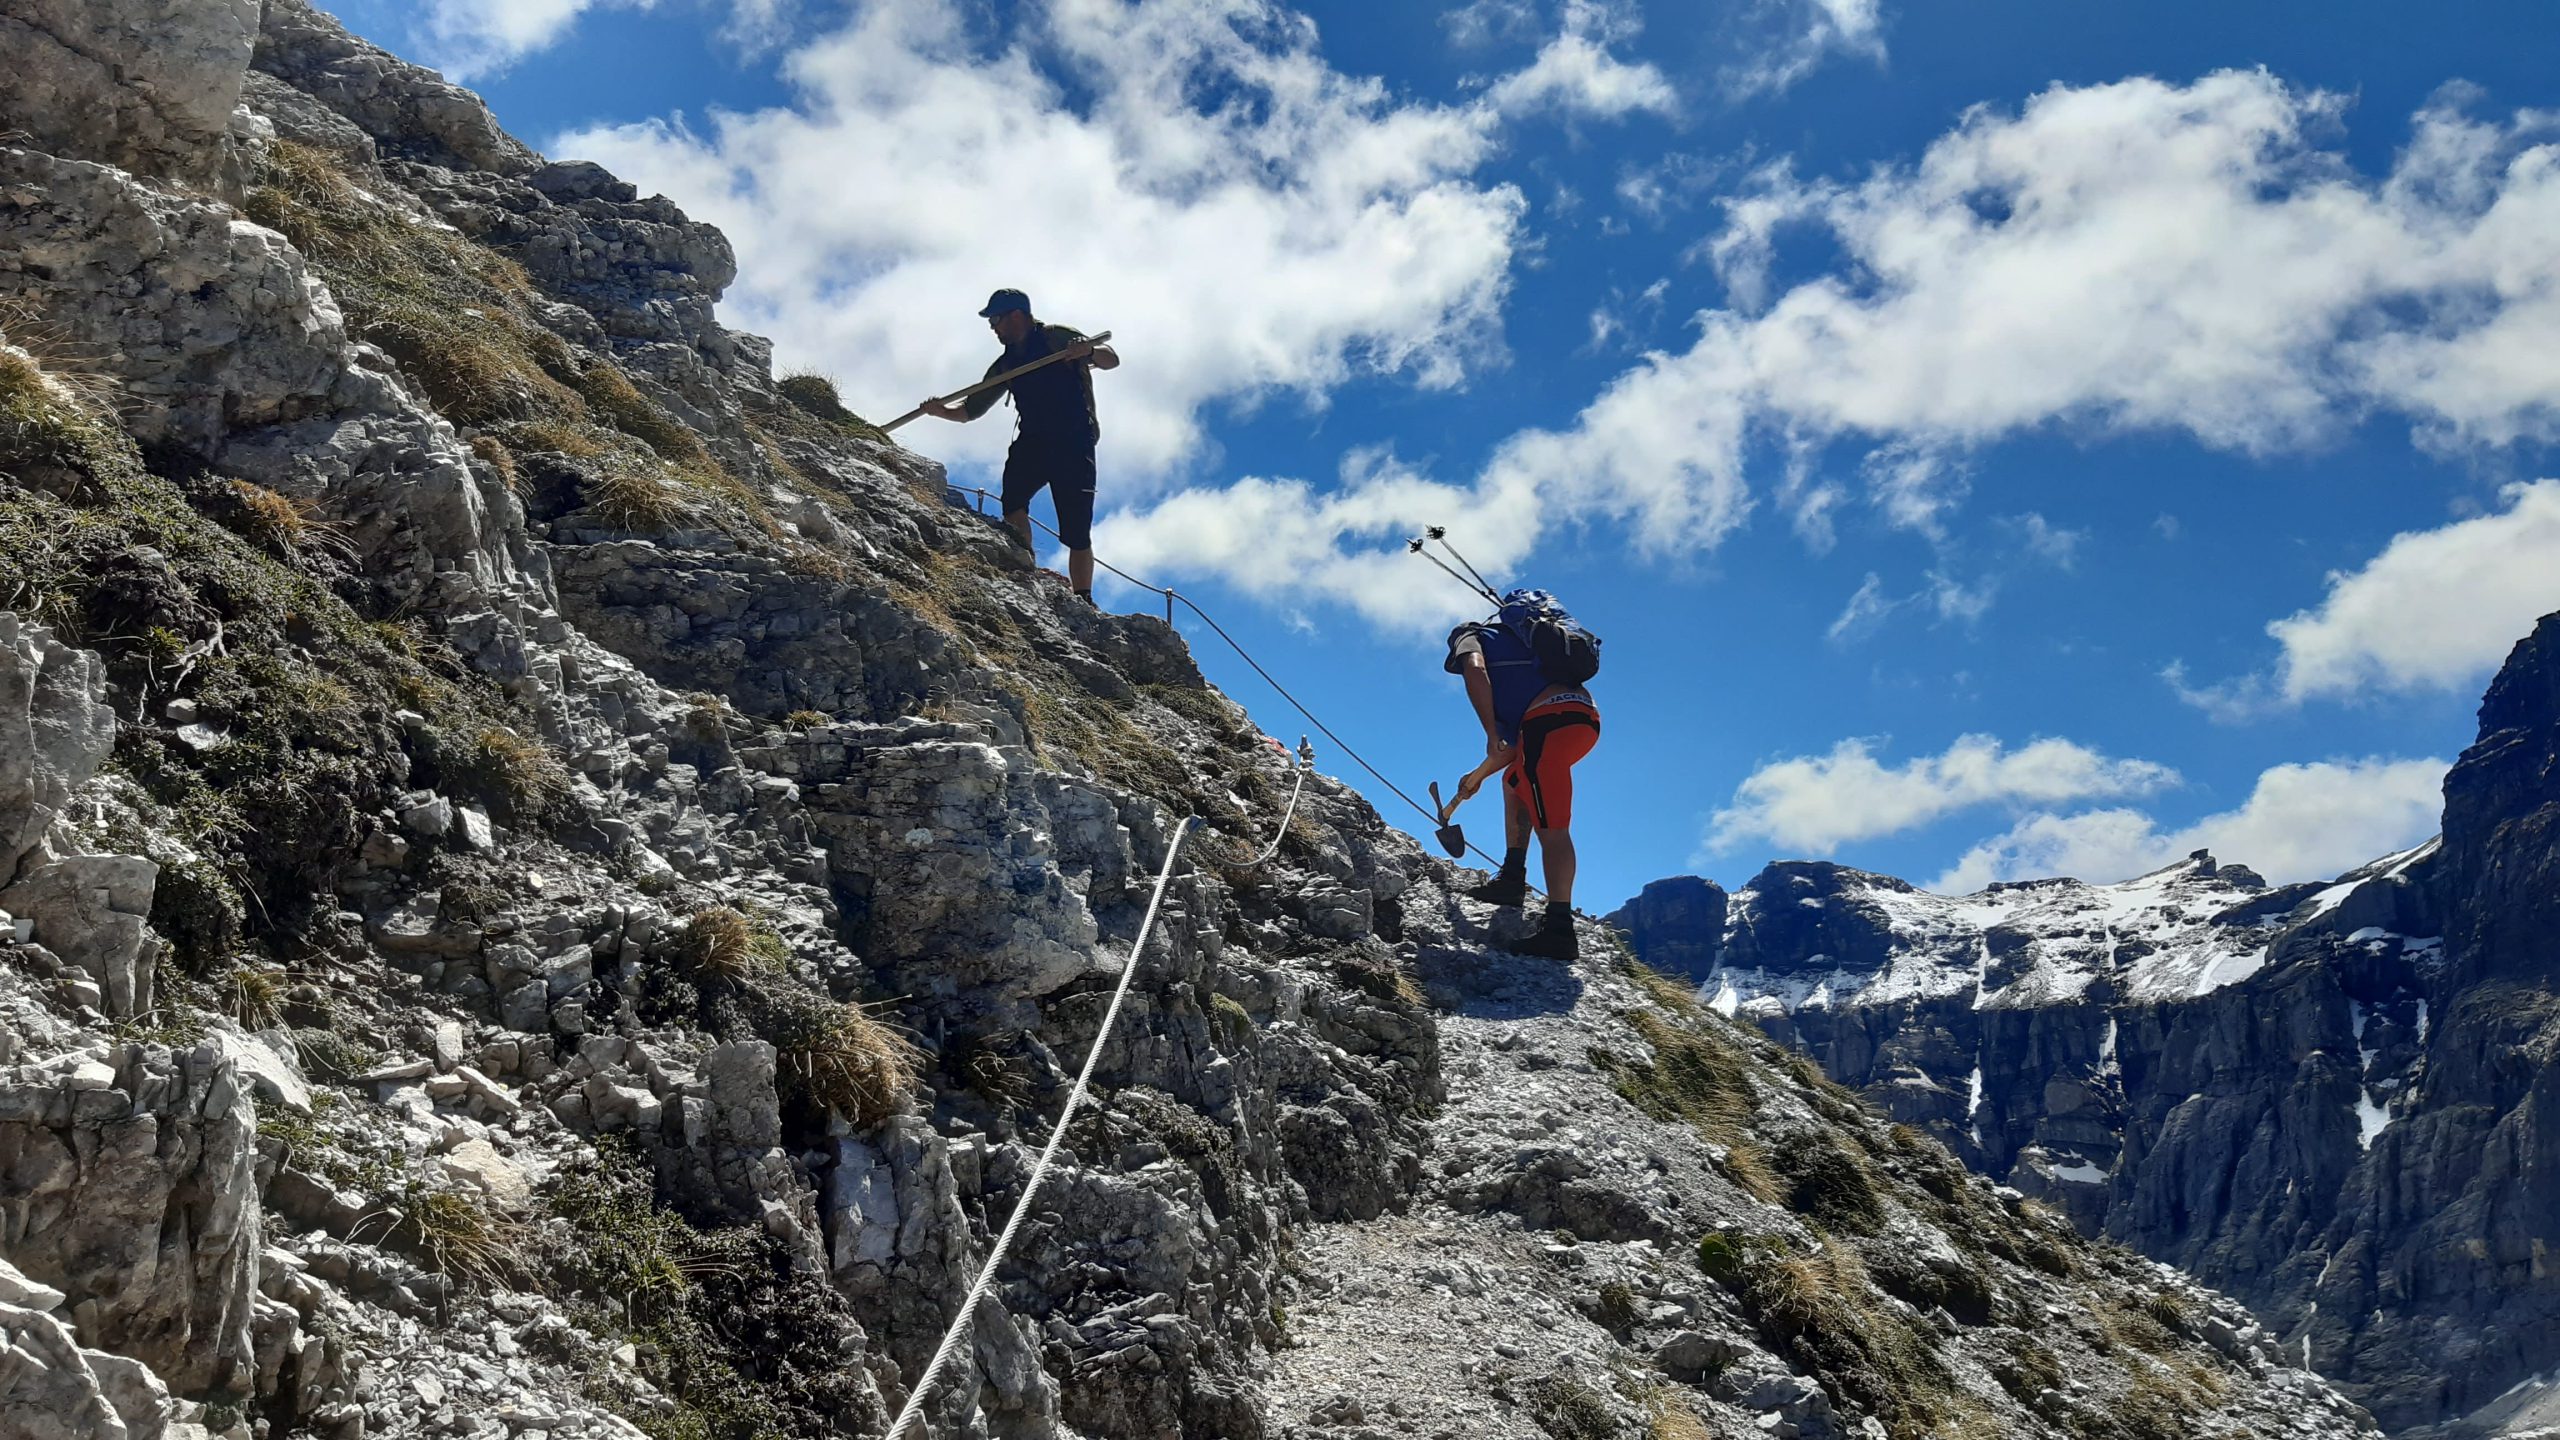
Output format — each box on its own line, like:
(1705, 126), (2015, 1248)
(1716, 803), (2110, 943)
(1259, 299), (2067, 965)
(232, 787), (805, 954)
(324, 0), (2560, 909)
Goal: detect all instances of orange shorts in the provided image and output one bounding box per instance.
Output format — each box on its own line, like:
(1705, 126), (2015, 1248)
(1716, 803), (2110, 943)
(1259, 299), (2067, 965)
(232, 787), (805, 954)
(1504, 694), (1600, 831)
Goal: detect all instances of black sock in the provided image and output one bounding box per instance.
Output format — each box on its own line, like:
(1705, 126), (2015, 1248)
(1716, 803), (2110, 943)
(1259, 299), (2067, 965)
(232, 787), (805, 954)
(1544, 900), (1571, 928)
(1500, 846), (1527, 878)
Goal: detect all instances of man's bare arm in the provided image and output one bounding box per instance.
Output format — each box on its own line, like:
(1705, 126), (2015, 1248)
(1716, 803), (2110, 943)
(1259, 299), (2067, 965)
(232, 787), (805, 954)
(1461, 652), (1512, 767)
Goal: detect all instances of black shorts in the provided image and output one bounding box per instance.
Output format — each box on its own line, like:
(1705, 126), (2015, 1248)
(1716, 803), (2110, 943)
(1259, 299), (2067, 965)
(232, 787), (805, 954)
(1000, 438), (1097, 550)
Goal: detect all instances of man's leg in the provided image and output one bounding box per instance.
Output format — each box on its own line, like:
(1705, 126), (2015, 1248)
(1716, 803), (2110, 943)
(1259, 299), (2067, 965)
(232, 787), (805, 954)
(999, 440), (1044, 555)
(1465, 769), (1533, 906)
(1534, 824), (1576, 910)
(1512, 712), (1596, 961)
(1055, 449), (1099, 601)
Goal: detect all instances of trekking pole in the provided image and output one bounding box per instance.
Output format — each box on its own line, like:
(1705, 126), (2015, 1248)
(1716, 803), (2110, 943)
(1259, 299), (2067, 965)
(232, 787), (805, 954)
(1426, 526), (1500, 599)
(882, 331), (1113, 433)
(1407, 537), (1498, 604)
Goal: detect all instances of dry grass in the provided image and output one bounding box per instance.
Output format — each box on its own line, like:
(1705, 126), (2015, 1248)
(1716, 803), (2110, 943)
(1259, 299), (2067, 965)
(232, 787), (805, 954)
(380, 1186), (525, 1291)
(1778, 1139), (1887, 1235)
(467, 433), (520, 492)
(221, 965), (286, 1030)
(242, 140), (789, 545)
(1648, 1394), (1713, 1440)
(782, 709), (829, 732)
(245, 140), (583, 429)
(1592, 1007), (1780, 1199)
(2142, 1289), (2194, 1336)
(1721, 1136), (1784, 1204)
(586, 449), (698, 532)
(227, 480), (317, 552)
(1736, 1242), (1954, 1437)
(0, 340), (129, 505)
(455, 725), (574, 827)
(776, 997), (921, 1131)
(682, 906), (790, 982)
(507, 418), (612, 459)
(774, 372), (884, 434)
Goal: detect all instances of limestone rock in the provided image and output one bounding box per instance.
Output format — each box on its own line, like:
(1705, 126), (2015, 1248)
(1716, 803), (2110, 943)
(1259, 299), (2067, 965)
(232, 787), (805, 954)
(0, 1044), (260, 1394)
(0, 856), (158, 1020)
(0, 616), (114, 886)
(0, 0), (263, 194)
(0, 1296), (130, 1439)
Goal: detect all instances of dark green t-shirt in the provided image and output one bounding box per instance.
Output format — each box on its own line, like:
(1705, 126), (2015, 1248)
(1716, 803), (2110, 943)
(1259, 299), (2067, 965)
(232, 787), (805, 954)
(963, 322), (1099, 445)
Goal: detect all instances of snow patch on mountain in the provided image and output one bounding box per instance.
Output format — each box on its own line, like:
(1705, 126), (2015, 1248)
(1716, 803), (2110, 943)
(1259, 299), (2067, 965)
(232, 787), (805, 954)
(1712, 852), (2286, 1013)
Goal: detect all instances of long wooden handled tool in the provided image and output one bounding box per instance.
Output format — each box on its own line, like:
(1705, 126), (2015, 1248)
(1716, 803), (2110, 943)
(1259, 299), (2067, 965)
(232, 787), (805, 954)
(1428, 751), (1510, 858)
(882, 330), (1113, 433)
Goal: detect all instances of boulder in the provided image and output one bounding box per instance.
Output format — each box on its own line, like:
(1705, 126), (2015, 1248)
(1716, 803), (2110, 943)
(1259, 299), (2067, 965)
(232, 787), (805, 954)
(0, 0), (263, 194)
(0, 1297), (130, 1438)
(0, 1044), (261, 1394)
(0, 616), (114, 886)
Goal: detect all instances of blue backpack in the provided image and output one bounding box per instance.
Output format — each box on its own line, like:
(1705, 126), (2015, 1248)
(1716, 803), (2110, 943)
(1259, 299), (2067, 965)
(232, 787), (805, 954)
(1498, 588), (1602, 686)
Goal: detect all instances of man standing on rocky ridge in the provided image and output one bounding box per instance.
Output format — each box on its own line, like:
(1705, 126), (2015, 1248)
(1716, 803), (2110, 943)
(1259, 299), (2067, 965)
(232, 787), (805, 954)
(919, 288), (1119, 604)
(1444, 592), (1602, 962)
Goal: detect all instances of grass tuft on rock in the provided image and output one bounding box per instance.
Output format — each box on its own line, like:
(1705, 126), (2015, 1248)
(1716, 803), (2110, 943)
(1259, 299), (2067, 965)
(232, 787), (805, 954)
(1521, 1374), (1621, 1440)
(543, 1146), (885, 1440)
(1591, 1007), (1780, 1201)
(1778, 1139), (1887, 1236)
(1727, 1240), (1955, 1437)
(383, 1185), (525, 1291)
(244, 140), (583, 428)
(681, 906), (791, 983)
(767, 989), (921, 1132)
(768, 371), (889, 444)
(0, 388), (571, 968)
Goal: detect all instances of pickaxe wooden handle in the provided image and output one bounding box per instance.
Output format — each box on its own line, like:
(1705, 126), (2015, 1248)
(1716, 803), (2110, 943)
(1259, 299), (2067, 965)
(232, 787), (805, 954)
(882, 330), (1113, 433)
(1439, 751), (1510, 824)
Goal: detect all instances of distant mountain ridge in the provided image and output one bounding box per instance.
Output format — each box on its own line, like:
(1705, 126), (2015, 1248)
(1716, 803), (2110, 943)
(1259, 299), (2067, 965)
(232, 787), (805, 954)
(1614, 611), (2560, 1437)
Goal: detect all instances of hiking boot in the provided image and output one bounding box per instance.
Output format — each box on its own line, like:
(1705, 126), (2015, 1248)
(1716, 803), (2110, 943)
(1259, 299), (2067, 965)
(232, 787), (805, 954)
(1467, 871), (1528, 907)
(1512, 915), (1579, 963)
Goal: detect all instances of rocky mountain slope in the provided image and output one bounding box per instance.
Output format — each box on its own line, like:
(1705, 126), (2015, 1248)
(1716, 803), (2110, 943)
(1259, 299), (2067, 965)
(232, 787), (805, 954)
(1617, 618), (2560, 1437)
(0, 3), (2382, 1438)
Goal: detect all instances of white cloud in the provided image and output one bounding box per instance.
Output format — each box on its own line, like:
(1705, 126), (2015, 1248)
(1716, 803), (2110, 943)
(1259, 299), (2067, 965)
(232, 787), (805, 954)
(2007, 512), (2084, 569)
(413, 0), (628, 77)
(561, 0), (1674, 491)
(1114, 72), (2560, 629)
(1825, 572), (1895, 644)
(1616, 153), (1721, 220)
(1483, 1), (1678, 121)
(2165, 480), (2560, 717)
(1708, 734), (2178, 854)
(1862, 443), (1965, 539)
(2265, 479), (2560, 702)
(411, 0), (801, 78)
(1092, 448), (1539, 632)
(1816, 566), (1994, 645)
(1923, 568), (1997, 624)
(1933, 756), (2447, 891)
(1443, 0), (1541, 49)
(1726, 0), (1887, 99)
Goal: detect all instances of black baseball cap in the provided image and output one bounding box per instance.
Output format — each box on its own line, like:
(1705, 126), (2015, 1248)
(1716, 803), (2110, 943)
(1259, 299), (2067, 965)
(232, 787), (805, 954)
(977, 288), (1031, 317)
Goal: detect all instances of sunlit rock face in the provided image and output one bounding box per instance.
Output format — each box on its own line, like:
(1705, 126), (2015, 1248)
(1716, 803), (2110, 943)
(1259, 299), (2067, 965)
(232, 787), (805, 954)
(0, 2), (2392, 1436)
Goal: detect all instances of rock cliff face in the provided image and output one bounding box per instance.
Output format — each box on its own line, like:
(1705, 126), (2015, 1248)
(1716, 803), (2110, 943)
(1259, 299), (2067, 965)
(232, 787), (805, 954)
(1, 3), (2381, 1438)
(1623, 617), (2560, 1437)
